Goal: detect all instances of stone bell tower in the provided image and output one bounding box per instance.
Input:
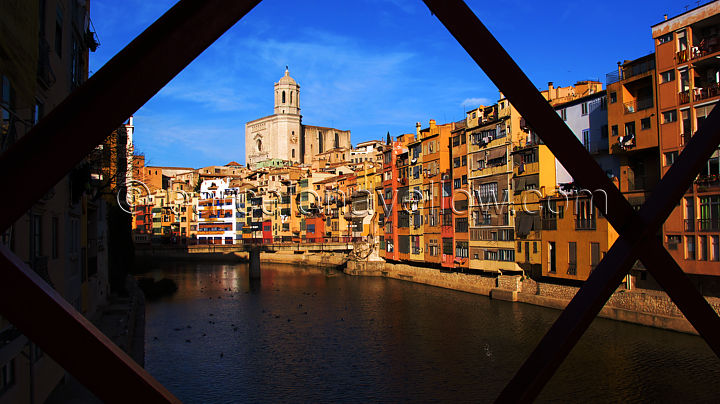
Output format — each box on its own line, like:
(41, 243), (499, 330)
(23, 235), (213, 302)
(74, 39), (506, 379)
(274, 66), (300, 115)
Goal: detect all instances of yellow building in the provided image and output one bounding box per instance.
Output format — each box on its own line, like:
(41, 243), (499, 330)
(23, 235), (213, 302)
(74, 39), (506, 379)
(539, 195), (618, 280)
(467, 101), (523, 274)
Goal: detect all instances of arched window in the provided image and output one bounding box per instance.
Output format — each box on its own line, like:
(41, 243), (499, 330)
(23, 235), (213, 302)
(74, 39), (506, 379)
(292, 149), (295, 158)
(257, 139), (262, 152)
(290, 91), (293, 104)
(334, 132), (339, 148)
(282, 91), (286, 103)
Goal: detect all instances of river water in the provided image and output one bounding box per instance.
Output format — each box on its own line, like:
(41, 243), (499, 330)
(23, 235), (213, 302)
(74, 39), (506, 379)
(143, 261), (720, 403)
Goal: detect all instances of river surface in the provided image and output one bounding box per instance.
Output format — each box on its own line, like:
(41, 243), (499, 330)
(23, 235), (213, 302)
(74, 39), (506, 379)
(143, 261), (720, 403)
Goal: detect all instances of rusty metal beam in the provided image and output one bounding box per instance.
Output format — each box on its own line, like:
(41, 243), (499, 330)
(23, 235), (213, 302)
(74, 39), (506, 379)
(0, 246), (179, 403)
(422, 0), (720, 401)
(0, 0), (261, 402)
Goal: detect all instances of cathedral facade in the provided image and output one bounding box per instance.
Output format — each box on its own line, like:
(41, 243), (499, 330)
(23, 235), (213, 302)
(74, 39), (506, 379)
(245, 68), (351, 168)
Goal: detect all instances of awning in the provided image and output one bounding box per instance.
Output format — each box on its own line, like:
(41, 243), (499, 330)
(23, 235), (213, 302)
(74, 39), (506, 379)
(486, 147), (506, 160)
(516, 213), (533, 237)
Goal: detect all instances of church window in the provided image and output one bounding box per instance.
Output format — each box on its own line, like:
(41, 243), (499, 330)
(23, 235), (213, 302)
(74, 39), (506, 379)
(334, 132), (339, 148)
(282, 91), (286, 103)
(318, 131), (324, 153)
(292, 149), (295, 158)
(257, 139), (262, 152)
(290, 91), (293, 104)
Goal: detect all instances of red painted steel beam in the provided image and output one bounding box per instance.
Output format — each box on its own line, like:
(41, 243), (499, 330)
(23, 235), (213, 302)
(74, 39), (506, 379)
(0, 0), (261, 402)
(422, 0), (720, 401)
(0, 245), (179, 403)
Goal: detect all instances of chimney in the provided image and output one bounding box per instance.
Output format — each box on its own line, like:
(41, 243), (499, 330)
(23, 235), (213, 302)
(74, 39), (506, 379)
(664, 14), (668, 21)
(429, 119), (436, 129)
(416, 122), (421, 136)
(548, 82), (554, 100)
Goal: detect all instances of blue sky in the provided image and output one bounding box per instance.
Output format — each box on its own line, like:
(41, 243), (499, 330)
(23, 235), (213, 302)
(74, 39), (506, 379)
(90, 0), (688, 168)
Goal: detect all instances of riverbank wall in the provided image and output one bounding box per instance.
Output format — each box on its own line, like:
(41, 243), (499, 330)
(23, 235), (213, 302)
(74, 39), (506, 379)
(135, 247), (347, 269)
(345, 260), (720, 335)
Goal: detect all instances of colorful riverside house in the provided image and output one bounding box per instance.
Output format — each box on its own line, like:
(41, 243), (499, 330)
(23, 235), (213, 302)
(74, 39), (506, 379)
(606, 54), (661, 210)
(450, 119), (470, 271)
(653, 2), (720, 280)
(349, 161), (380, 242)
(408, 137), (425, 263)
(379, 133), (413, 260)
(196, 178), (238, 245)
(467, 103), (520, 274)
(605, 55), (661, 286)
(396, 134), (413, 262)
(297, 171), (334, 242)
(511, 81), (605, 276)
(418, 120), (454, 267)
(132, 203), (153, 244)
(539, 193), (618, 281)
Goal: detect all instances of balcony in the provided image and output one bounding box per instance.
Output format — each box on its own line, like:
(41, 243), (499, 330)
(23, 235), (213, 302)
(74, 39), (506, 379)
(679, 91), (690, 105)
(575, 218), (596, 230)
(693, 82), (720, 102)
(677, 49), (690, 64)
(698, 218), (720, 232)
(696, 174), (720, 191)
(623, 98), (653, 114)
(685, 219), (695, 232)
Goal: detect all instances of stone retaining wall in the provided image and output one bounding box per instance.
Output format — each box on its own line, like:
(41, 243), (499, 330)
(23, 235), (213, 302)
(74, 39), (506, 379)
(346, 259), (720, 335)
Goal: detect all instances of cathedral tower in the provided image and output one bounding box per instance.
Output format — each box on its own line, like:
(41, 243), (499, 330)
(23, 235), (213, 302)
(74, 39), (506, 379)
(274, 67), (300, 115)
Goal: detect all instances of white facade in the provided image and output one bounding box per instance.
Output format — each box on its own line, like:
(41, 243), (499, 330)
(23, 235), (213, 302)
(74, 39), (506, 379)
(555, 92), (619, 184)
(196, 178), (241, 244)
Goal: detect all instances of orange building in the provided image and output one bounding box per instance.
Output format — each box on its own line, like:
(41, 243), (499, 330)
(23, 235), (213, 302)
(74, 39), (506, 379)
(653, 3), (720, 281)
(450, 121), (469, 270)
(606, 54), (661, 210)
(418, 120), (454, 266)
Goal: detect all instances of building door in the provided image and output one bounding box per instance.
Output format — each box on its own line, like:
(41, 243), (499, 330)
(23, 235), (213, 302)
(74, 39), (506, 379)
(548, 241), (556, 273)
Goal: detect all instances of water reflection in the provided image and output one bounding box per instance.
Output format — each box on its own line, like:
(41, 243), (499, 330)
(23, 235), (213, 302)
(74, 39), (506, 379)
(144, 261), (720, 403)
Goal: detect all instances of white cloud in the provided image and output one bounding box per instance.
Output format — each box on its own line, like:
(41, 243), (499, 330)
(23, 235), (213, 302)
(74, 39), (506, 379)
(460, 97), (492, 108)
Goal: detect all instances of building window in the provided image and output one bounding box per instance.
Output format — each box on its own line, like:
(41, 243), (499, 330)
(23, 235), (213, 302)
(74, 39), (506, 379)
(662, 110), (677, 124)
(455, 241), (469, 258)
(611, 125), (618, 137)
(660, 70), (675, 83)
(581, 102), (588, 115)
(282, 91), (286, 103)
(711, 235), (720, 261)
(667, 234), (682, 250)
(568, 241), (577, 275)
(609, 92), (617, 103)
(686, 236), (696, 260)
(664, 151), (678, 166)
(699, 235), (708, 261)
(582, 129), (590, 150)
(560, 109), (567, 121)
(1, 359), (16, 395)
(590, 242), (600, 269)
(624, 122), (636, 137)
(601, 125), (608, 139)
(640, 117), (651, 130)
(657, 33), (673, 44)
(292, 149), (295, 158)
